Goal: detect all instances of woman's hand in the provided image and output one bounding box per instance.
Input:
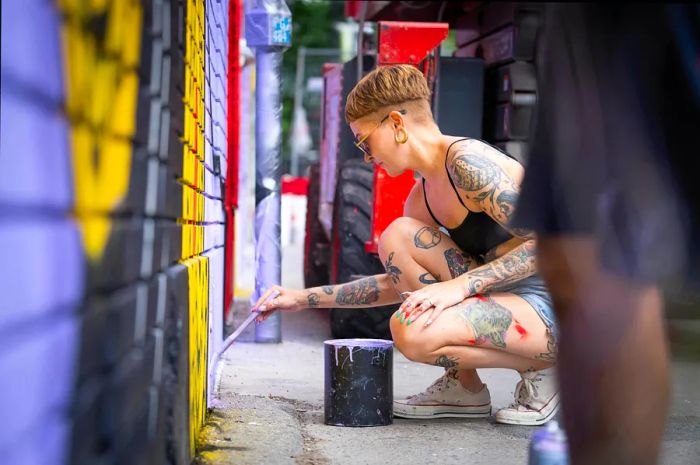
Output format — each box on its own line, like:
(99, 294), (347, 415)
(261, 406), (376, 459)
(252, 285), (307, 322)
(395, 279), (469, 327)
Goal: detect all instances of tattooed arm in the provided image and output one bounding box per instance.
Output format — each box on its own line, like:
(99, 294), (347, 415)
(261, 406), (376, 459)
(252, 274), (402, 318)
(460, 240), (536, 295)
(448, 141), (537, 294)
(448, 140), (534, 239)
(308, 274), (402, 308)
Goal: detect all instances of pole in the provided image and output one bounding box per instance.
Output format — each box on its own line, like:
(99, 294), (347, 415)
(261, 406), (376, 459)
(290, 46), (307, 177)
(245, 0), (291, 343)
(252, 48), (283, 342)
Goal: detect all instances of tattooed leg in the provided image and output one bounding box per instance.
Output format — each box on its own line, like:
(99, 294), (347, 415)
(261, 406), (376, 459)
(434, 354), (459, 368)
(457, 296), (513, 349)
(444, 248), (474, 279)
(378, 217), (480, 296)
(419, 273), (440, 285)
(414, 226), (442, 249)
(390, 292), (556, 372)
(384, 252), (402, 285)
(378, 217), (485, 391)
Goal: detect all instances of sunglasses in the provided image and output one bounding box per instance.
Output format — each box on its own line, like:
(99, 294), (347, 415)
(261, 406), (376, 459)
(354, 109), (407, 162)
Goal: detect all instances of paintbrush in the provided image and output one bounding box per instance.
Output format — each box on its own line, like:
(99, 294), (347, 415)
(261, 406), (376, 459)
(216, 290), (281, 357)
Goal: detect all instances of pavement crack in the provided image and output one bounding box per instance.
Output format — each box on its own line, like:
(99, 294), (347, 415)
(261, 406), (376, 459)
(263, 395), (330, 465)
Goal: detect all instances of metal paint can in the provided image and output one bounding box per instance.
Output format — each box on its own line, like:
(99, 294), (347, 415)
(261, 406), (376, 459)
(528, 421), (570, 465)
(323, 339), (393, 427)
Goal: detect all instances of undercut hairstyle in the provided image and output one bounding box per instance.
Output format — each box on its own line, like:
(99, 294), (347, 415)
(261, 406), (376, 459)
(345, 64), (433, 123)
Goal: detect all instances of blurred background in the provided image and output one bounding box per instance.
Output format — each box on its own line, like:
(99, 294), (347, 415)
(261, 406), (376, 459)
(1, 1), (698, 465)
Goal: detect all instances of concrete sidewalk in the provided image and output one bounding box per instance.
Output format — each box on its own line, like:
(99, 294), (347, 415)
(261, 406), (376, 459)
(198, 307), (699, 465)
(198, 246), (699, 465)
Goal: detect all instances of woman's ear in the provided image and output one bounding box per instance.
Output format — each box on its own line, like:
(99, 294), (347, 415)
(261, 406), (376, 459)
(389, 110), (405, 129)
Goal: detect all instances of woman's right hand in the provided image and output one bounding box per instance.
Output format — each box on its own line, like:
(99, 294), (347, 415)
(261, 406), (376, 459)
(251, 285), (307, 322)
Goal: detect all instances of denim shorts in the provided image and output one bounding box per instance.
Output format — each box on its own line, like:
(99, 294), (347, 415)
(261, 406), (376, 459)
(490, 274), (558, 340)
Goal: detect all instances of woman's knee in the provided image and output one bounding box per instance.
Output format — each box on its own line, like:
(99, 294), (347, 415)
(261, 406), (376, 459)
(378, 217), (422, 260)
(389, 315), (434, 363)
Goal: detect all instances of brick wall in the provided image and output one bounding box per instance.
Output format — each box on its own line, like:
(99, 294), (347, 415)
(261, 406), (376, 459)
(0, 1), (232, 464)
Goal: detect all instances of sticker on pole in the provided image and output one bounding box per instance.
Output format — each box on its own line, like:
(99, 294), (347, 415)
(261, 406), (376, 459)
(271, 14), (291, 47)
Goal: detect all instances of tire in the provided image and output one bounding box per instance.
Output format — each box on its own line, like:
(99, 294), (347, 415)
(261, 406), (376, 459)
(304, 164), (330, 288)
(330, 159), (398, 340)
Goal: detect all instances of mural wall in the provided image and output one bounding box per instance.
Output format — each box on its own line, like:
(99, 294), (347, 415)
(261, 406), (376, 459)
(0, 0), (233, 464)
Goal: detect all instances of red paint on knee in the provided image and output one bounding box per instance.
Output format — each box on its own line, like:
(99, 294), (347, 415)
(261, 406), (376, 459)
(513, 318), (528, 338)
(467, 339), (477, 345)
(475, 294), (487, 302)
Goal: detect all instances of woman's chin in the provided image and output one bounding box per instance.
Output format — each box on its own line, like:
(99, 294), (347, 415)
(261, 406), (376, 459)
(385, 166), (405, 177)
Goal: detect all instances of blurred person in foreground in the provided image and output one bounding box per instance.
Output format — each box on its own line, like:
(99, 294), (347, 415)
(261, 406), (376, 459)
(511, 4), (700, 465)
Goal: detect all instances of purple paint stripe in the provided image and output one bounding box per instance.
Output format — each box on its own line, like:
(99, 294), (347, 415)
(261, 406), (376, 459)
(200, 163), (225, 183)
(180, 244), (224, 261)
(199, 190), (224, 202)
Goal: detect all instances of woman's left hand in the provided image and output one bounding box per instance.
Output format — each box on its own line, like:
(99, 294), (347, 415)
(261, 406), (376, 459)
(395, 279), (468, 327)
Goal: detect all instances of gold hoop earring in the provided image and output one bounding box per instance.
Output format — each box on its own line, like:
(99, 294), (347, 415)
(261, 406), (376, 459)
(395, 127), (408, 144)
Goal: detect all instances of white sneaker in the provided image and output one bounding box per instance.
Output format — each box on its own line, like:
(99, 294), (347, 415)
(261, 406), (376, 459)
(393, 368), (492, 419)
(495, 366), (560, 425)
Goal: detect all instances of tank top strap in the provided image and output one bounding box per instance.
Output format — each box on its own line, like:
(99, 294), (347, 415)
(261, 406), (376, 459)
(421, 177), (446, 229)
(444, 138), (471, 209)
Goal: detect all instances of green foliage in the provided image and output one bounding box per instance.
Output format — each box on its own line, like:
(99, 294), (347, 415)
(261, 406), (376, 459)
(280, 0), (345, 172)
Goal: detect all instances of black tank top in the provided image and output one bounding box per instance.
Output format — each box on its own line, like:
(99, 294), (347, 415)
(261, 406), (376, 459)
(422, 138), (513, 257)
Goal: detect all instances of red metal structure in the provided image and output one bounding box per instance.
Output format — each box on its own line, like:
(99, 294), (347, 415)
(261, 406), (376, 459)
(224, 0), (242, 319)
(377, 21), (449, 65)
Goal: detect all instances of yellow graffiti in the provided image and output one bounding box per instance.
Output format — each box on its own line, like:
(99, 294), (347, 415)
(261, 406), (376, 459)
(59, 0), (143, 261)
(181, 0), (209, 457)
(183, 255), (209, 454)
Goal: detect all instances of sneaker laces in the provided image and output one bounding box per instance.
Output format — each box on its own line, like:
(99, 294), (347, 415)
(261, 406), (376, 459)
(409, 369), (457, 400)
(509, 372), (542, 409)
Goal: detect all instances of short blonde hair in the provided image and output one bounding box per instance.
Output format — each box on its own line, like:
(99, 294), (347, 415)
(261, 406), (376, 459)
(345, 64), (432, 123)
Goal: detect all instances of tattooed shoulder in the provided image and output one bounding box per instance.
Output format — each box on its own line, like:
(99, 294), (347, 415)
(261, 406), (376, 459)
(449, 149), (502, 192)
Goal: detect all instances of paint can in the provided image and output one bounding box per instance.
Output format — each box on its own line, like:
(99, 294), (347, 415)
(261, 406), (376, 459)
(528, 421), (570, 465)
(323, 339), (393, 427)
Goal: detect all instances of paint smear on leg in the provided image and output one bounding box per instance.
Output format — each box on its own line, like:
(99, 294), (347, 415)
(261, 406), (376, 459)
(513, 319), (528, 338)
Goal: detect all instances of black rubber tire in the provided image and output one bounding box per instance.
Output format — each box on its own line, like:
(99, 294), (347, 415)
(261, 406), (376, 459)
(330, 159), (398, 340)
(304, 164), (330, 288)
